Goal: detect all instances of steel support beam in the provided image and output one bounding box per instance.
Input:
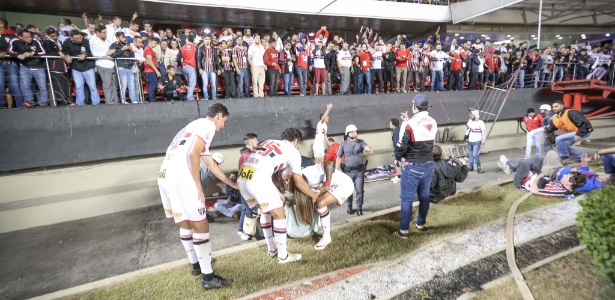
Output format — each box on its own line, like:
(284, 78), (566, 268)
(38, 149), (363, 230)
(450, 0), (526, 24)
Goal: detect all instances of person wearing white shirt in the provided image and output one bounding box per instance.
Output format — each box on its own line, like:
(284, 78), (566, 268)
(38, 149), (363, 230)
(81, 22), (96, 40)
(122, 21), (140, 44)
(105, 16), (123, 44)
(370, 49), (384, 94)
(429, 44), (450, 92)
(477, 53), (486, 90)
(90, 26), (119, 104)
(472, 38), (484, 53)
(248, 35), (266, 97)
(337, 43), (352, 94)
(272, 31), (284, 52)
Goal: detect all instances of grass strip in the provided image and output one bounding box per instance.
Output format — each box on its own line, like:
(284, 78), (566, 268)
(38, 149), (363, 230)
(472, 251), (615, 300)
(67, 184), (562, 300)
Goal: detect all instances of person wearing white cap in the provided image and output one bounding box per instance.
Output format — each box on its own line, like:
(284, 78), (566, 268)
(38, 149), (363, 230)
(335, 124), (374, 216)
(394, 93), (438, 238)
(464, 109), (486, 173)
(200, 152), (224, 195)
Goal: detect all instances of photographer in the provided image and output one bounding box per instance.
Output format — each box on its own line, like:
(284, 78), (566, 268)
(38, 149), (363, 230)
(430, 145), (469, 203)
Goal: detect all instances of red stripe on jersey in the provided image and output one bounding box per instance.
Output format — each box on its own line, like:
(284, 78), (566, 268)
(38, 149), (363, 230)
(271, 144), (283, 155)
(405, 124), (415, 142)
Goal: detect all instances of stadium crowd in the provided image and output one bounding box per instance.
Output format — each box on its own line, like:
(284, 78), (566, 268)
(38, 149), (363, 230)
(0, 13), (614, 108)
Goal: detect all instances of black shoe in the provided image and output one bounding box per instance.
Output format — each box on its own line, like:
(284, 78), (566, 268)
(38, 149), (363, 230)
(201, 274), (233, 290)
(356, 209), (363, 216)
(191, 262), (201, 276)
(347, 207), (354, 214)
(207, 213), (215, 223)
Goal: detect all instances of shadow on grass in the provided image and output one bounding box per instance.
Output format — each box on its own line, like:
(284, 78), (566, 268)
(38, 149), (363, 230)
(68, 184), (562, 300)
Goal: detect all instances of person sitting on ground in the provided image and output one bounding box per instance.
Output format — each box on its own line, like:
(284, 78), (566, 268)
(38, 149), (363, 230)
(200, 152), (225, 222)
(158, 65), (187, 101)
(497, 150), (589, 197)
(286, 161), (355, 250)
(430, 145), (469, 203)
(214, 171), (243, 219)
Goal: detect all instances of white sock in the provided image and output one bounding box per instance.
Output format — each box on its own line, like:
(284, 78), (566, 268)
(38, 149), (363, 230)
(260, 213), (277, 253)
(273, 219), (288, 259)
(180, 228), (198, 264)
(317, 207), (331, 239)
(192, 232), (213, 275)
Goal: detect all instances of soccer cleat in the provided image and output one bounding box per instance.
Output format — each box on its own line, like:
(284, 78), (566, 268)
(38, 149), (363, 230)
(314, 236), (332, 250)
(414, 223), (427, 231)
(191, 262), (201, 276)
(347, 207), (354, 214)
(497, 162), (512, 175)
(394, 229), (409, 239)
(499, 155), (508, 166)
(278, 252), (302, 264)
(201, 275), (234, 290)
(267, 248), (278, 258)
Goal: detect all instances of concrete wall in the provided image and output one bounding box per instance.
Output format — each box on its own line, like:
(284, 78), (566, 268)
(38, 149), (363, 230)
(0, 89), (564, 173)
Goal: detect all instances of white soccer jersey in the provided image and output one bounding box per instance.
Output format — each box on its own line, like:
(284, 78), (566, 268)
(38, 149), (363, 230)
(239, 140), (302, 181)
(302, 163), (326, 187)
(161, 118), (215, 176)
(316, 120), (327, 137)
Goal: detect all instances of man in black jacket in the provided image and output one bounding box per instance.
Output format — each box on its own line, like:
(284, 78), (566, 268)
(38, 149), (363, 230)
(430, 145), (469, 203)
(197, 35), (220, 100)
(324, 42), (336, 95)
(110, 31), (138, 103)
(157, 65), (187, 101)
(394, 94), (438, 238)
(42, 27), (72, 106)
(383, 43), (395, 93)
(8, 29), (48, 107)
(62, 29), (100, 106)
(544, 99), (593, 161)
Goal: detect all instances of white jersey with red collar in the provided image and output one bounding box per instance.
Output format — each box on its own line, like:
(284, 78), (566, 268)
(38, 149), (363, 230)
(239, 140), (302, 180)
(160, 118), (215, 178)
(302, 163), (326, 187)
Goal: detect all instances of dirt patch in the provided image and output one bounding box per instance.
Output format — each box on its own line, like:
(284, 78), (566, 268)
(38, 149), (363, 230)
(252, 265), (373, 300)
(391, 226), (580, 300)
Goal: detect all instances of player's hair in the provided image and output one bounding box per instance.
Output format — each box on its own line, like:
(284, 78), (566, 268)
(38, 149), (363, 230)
(272, 173), (286, 194)
(433, 144), (442, 159)
(148, 36), (157, 43)
(230, 170), (238, 178)
(552, 99), (564, 106)
(115, 31), (125, 38)
(243, 133), (257, 145)
(287, 174), (316, 225)
(206, 103), (229, 118)
(568, 171), (587, 190)
(327, 137), (334, 143)
(94, 25), (106, 33)
(166, 65), (175, 71)
(281, 128), (303, 143)
(390, 118), (399, 128)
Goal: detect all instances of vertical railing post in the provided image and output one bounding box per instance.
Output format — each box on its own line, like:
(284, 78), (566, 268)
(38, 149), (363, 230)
(114, 59), (124, 104)
(44, 57), (57, 106)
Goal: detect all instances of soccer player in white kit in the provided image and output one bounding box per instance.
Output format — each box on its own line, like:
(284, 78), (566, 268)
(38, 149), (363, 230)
(238, 128), (319, 263)
(313, 103), (333, 163)
(157, 103), (237, 289)
(298, 161), (354, 250)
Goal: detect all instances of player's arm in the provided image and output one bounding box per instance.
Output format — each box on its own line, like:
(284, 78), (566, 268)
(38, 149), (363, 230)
(323, 161), (334, 189)
(321, 103), (333, 122)
(529, 173), (544, 195)
(292, 173), (319, 202)
(202, 155), (237, 189)
(188, 138), (207, 204)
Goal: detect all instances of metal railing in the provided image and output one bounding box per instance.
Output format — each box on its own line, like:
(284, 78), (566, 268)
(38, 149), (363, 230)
(2, 55), (144, 107)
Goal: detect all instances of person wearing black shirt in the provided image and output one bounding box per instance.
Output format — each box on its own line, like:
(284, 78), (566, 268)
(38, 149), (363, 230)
(0, 18), (24, 108)
(62, 29), (99, 106)
(8, 30), (48, 107)
(157, 65), (187, 101)
(42, 27), (73, 106)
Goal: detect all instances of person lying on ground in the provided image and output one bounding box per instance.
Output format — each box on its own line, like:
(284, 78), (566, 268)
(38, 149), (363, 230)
(214, 171), (243, 219)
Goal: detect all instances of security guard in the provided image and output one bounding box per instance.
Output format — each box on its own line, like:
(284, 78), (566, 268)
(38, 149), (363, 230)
(335, 124), (374, 216)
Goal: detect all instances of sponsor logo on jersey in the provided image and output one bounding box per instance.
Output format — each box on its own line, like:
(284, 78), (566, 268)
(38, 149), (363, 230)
(259, 203), (268, 209)
(198, 207), (207, 216)
(239, 165), (256, 181)
(173, 212), (182, 217)
(157, 168), (167, 179)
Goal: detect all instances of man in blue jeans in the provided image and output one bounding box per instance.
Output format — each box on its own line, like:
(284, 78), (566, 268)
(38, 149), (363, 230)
(394, 94), (438, 238)
(544, 100), (593, 161)
(8, 30), (48, 107)
(0, 19), (25, 108)
(62, 29), (100, 106)
(595, 147), (615, 175)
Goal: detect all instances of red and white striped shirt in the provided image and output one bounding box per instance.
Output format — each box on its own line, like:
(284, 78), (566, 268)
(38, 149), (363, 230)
(232, 45), (248, 69)
(220, 48), (233, 71)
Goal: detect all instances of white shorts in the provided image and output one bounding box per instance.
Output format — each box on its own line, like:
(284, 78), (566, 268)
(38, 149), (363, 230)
(238, 178), (284, 213)
(313, 139), (325, 158)
(328, 171), (355, 205)
(158, 177), (207, 223)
